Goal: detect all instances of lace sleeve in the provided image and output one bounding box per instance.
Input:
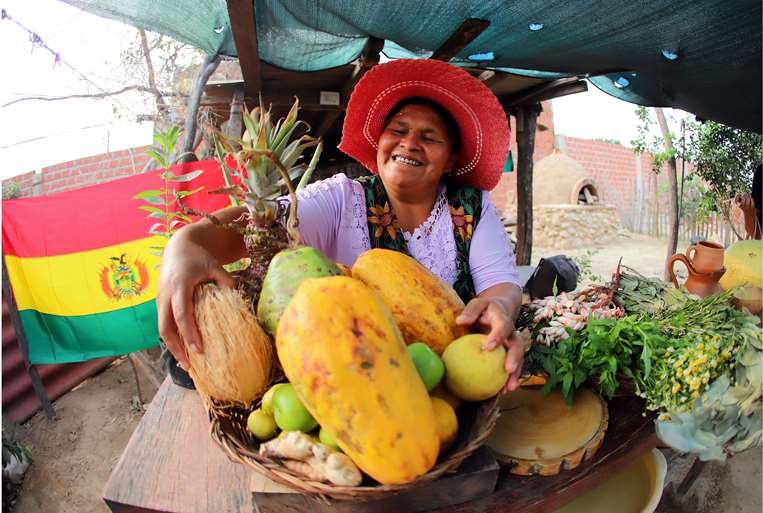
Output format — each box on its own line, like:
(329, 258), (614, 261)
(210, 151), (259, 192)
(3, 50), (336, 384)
(469, 192), (521, 293)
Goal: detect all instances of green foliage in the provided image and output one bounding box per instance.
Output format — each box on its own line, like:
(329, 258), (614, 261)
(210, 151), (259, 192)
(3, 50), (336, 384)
(572, 249), (602, 285)
(2, 181), (22, 200)
(684, 120), (762, 215)
(529, 316), (665, 405)
(134, 127), (204, 258)
(214, 97), (322, 221)
(2, 437), (32, 468)
(631, 106), (686, 174)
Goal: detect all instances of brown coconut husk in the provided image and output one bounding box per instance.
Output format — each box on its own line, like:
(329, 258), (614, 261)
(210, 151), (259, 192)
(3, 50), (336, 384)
(189, 284), (275, 407)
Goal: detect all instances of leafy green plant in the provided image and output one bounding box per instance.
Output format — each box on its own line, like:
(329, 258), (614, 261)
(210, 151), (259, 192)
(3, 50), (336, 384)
(2, 181), (22, 200)
(572, 249), (602, 284)
(134, 127), (204, 258)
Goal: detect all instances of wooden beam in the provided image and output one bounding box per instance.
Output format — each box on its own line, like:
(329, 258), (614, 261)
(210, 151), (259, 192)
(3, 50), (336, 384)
(505, 77), (583, 107)
(315, 37), (384, 138)
(431, 18), (490, 61)
(513, 103), (542, 266)
(226, 0), (261, 100)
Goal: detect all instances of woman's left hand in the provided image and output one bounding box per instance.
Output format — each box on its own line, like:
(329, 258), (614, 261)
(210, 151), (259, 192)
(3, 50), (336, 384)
(456, 292), (526, 393)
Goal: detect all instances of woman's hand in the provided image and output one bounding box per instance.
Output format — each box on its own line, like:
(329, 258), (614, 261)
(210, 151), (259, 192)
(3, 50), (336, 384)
(456, 284), (525, 393)
(157, 230), (236, 370)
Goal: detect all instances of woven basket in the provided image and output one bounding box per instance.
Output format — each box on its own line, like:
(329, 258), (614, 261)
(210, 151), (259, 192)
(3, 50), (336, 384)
(206, 393), (500, 501)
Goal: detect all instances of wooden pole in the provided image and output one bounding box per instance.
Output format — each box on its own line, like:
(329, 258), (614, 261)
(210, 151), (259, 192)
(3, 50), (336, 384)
(514, 103), (541, 266)
(178, 53), (221, 163)
(2, 257), (56, 420)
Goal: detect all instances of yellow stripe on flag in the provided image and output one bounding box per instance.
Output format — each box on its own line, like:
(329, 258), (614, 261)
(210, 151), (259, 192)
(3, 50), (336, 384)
(6, 236), (164, 316)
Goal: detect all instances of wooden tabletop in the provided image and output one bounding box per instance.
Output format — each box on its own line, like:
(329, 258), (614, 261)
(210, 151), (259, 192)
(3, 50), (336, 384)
(102, 378), (251, 513)
(103, 378), (656, 513)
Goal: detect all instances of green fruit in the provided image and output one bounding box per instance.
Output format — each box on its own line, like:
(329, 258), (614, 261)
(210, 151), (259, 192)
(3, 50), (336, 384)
(319, 427), (342, 452)
(272, 383), (318, 432)
(442, 334), (508, 401)
(247, 409), (278, 440)
(407, 342), (445, 391)
(257, 247), (342, 335)
(261, 383), (287, 415)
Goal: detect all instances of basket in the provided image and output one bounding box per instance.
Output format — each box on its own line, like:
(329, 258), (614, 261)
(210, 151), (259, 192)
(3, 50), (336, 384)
(206, 393), (500, 501)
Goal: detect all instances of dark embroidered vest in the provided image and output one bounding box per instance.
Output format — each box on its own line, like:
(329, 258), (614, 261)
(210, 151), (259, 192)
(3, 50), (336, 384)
(355, 175), (482, 303)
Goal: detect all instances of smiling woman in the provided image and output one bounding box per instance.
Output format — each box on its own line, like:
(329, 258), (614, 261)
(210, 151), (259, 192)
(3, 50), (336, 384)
(158, 59), (527, 391)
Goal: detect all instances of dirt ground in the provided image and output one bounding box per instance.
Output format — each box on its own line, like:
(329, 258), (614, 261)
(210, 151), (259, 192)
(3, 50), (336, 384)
(4, 230), (761, 513)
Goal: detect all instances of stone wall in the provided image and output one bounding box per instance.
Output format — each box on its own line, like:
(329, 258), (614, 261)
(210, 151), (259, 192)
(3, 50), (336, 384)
(534, 204), (622, 248)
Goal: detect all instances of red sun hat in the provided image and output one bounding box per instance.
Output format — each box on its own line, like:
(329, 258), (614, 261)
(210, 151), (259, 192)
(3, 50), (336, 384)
(338, 59), (510, 191)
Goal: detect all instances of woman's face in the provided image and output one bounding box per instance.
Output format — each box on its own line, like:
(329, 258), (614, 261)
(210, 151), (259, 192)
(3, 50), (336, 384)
(376, 104), (458, 194)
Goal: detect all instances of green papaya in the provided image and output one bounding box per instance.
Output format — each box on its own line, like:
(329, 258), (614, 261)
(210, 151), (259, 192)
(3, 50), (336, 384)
(257, 246), (342, 335)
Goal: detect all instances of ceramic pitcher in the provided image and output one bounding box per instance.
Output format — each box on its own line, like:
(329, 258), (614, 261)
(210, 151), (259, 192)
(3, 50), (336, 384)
(685, 241), (725, 274)
(666, 240), (725, 298)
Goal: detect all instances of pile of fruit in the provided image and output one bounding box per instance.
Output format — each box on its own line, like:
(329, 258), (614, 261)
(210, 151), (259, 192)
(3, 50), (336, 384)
(181, 98), (508, 488)
(195, 248), (508, 486)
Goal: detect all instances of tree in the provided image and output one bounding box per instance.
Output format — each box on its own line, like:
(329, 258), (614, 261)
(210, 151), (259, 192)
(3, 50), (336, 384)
(5, 24), (205, 134)
(633, 107), (763, 245)
(632, 106), (685, 278)
(685, 121), (762, 239)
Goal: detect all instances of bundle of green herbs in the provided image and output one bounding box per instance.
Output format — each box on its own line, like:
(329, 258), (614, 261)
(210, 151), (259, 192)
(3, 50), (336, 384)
(525, 273), (761, 418)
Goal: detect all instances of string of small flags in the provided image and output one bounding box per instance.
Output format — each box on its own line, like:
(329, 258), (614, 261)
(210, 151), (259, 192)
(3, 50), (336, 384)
(1, 8), (61, 68)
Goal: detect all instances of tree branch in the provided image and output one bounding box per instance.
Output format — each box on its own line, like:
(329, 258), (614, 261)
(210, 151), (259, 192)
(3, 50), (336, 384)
(2, 86), (185, 108)
(139, 28), (164, 113)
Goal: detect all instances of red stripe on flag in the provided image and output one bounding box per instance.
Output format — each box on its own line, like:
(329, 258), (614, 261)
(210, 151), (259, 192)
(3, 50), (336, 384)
(2, 159), (233, 258)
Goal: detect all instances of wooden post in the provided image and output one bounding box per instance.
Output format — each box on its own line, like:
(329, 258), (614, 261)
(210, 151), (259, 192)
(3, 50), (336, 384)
(514, 103), (541, 266)
(178, 53), (221, 163)
(2, 257), (56, 420)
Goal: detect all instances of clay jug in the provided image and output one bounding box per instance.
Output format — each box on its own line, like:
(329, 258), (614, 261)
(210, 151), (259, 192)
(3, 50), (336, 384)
(685, 240), (725, 274)
(667, 244), (726, 298)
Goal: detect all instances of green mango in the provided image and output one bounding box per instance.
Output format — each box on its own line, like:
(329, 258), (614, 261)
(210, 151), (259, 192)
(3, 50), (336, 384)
(257, 246), (342, 335)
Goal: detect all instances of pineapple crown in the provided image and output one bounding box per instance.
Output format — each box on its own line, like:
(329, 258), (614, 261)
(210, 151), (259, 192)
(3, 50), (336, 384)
(213, 97), (322, 211)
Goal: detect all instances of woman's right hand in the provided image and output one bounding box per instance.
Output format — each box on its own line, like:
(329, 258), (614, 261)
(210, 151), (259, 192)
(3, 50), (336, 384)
(157, 229), (236, 369)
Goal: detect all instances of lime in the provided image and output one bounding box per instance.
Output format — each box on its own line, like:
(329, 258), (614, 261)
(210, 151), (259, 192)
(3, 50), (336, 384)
(272, 384), (318, 432)
(246, 408), (278, 441)
(407, 342), (445, 391)
(318, 427), (342, 452)
(261, 383), (287, 415)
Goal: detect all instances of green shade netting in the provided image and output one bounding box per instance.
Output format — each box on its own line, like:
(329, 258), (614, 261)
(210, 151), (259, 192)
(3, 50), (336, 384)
(64, 0), (761, 132)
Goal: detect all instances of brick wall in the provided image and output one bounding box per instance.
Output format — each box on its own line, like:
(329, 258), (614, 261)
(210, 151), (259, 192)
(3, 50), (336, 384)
(490, 101), (556, 212)
(3, 147), (152, 198)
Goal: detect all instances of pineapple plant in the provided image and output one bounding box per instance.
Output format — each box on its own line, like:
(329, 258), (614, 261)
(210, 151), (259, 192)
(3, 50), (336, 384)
(210, 97), (322, 303)
(180, 97), (322, 406)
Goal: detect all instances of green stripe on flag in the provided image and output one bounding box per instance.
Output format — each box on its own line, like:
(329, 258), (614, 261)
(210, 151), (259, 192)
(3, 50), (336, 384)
(20, 301), (160, 364)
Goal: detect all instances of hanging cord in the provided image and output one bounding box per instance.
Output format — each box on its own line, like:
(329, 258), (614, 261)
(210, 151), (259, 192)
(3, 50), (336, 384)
(1, 8), (140, 116)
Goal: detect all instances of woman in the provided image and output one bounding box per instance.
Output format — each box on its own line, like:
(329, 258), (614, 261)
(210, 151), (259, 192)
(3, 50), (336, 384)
(158, 59), (526, 392)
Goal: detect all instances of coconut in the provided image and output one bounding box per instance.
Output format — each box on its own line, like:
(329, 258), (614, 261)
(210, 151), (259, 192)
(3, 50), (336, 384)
(189, 284), (274, 406)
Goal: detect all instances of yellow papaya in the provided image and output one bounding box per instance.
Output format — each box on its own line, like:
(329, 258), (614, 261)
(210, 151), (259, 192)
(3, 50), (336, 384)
(276, 276), (439, 484)
(352, 249), (468, 354)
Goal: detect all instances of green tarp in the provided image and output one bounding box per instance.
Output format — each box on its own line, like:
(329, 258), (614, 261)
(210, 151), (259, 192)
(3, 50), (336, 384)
(64, 0), (762, 132)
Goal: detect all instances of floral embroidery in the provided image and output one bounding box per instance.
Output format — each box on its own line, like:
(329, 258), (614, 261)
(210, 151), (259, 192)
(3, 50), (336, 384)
(368, 202), (399, 240)
(449, 205), (474, 241)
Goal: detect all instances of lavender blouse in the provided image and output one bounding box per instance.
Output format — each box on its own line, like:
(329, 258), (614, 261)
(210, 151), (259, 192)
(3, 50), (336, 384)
(293, 174), (521, 294)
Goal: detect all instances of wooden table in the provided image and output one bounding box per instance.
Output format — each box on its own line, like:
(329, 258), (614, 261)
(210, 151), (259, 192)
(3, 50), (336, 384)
(103, 378), (657, 513)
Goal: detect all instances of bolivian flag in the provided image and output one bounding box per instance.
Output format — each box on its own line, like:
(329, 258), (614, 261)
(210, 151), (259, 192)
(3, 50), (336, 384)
(2, 159), (230, 364)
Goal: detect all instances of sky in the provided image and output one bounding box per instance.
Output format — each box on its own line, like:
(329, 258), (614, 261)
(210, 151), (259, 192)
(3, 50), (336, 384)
(0, 0), (680, 181)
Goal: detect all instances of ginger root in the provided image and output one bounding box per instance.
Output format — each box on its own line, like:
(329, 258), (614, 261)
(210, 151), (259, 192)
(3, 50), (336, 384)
(259, 431), (362, 486)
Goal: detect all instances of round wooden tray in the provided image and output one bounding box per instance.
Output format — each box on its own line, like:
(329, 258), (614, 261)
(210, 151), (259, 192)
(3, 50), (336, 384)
(486, 387), (608, 476)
